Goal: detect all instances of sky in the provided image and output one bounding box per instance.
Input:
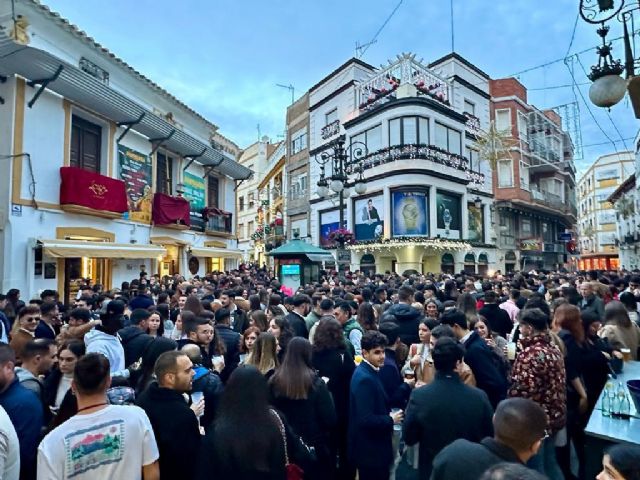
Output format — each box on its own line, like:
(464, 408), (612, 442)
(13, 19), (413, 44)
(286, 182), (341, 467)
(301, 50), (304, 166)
(44, 0), (639, 174)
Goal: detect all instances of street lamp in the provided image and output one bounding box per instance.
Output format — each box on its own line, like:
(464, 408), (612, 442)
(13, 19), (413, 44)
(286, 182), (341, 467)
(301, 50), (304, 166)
(578, 0), (640, 114)
(315, 135), (368, 230)
(474, 196), (482, 209)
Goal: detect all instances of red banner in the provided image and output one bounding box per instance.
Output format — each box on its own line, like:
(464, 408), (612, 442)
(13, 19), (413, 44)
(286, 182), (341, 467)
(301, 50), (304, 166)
(60, 167), (128, 213)
(152, 193), (191, 227)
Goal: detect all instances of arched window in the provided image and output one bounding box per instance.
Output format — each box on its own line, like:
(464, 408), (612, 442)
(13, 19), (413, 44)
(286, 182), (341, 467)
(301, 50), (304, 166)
(504, 251), (516, 273)
(464, 253), (476, 275)
(360, 253), (375, 276)
(441, 253), (455, 274)
(478, 253), (488, 276)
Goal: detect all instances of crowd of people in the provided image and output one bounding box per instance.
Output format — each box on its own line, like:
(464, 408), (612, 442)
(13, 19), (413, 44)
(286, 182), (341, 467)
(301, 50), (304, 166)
(0, 265), (639, 479)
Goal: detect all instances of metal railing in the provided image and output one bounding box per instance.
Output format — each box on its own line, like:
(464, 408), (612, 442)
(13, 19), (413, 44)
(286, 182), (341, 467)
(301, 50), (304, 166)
(206, 212), (233, 234)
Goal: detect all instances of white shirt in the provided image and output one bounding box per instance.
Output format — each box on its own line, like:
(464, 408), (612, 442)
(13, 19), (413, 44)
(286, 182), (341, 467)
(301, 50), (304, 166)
(37, 405), (159, 480)
(0, 406), (19, 480)
(460, 330), (473, 345)
(55, 374), (73, 409)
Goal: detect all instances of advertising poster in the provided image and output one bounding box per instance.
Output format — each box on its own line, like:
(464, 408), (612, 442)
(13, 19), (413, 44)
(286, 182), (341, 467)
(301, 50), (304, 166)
(319, 210), (341, 247)
(354, 195), (384, 241)
(436, 191), (461, 239)
(467, 203), (484, 242)
(118, 145), (152, 222)
(392, 191), (428, 237)
(183, 172), (206, 231)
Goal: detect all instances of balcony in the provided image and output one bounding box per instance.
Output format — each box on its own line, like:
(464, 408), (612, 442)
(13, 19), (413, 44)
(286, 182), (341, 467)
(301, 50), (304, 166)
(59, 167), (128, 219)
(152, 193), (190, 229)
(464, 113), (481, 135)
(321, 120), (340, 140)
(530, 188), (576, 218)
(358, 144), (485, 187)
(204, 209), (234, 238)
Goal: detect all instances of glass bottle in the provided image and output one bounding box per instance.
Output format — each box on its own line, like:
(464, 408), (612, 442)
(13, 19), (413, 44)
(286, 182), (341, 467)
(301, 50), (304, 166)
(602, 381), (612, 417)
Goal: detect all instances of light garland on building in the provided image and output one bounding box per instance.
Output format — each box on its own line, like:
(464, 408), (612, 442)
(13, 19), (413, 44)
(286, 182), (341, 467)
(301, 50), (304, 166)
(346, 237), (473, 253)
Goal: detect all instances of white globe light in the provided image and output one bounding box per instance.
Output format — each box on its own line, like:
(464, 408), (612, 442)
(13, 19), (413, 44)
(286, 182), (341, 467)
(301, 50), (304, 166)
(354, 181), (367, 195)
(589, 74), (627, 108)
(330, 179), (344, 193)
(342, 187), (351, 199)
(317, 185), (329, 198)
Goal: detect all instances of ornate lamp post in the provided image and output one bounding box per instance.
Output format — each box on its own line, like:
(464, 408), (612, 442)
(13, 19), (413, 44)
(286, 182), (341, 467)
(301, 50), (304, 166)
(578, 0), (640, 115)
(315, 136), (368, 271)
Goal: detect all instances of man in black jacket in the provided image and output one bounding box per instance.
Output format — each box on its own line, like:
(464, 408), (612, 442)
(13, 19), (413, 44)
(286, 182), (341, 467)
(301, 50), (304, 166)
(431, 398), (547, 480)
(136, 350), (201, 480)
(479, 291), (513, 339)
(214, 308), (241, 382)
(118, 308), (154, 367)
(381, 285), (422, 345)
(440, 309), (508, 408)
(285, 294), (311, 338)
(403, 337), (494, 480)
(220, 289), (249, 333)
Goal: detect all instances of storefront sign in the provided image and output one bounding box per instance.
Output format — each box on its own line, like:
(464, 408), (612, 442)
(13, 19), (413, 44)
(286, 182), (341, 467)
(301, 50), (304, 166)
(467, 203), (484, 243)
(118, 145), (152, 223)
(520, 238), (543, 251)
(183, 172), (206, 231)
(354, 195), (384, 241)
(436, 191), (461, 239)
(392, 190), (428, 237)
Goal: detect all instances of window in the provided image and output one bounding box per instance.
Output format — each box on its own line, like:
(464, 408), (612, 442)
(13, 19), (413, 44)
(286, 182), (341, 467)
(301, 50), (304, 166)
(325, 109), (338, 125)
(239, 196), (245, 211)
(521, 218), (532, 235)
(495, 109), (511, 132)
(291, 129), (307, 154)
(238, 223), (245, 239)
(247, 221), (254, 236)
(156, 152), (174, 195)
(248, 192), (255, 207)
(70, 115), (101, 172)
(207, 176), (219, 208)
(388, 117), (429, 146)
(498, 159), (513, 187)
(351, 124), (382, 154)
(464, 99), (475, 116)
(434, 122), (461, 155)
(517, 111), (528, 138)
(465, 147), (479, 171)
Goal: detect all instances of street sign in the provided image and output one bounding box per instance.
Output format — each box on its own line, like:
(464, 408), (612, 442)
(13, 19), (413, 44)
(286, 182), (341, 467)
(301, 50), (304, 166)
(558, 232), (572, 242)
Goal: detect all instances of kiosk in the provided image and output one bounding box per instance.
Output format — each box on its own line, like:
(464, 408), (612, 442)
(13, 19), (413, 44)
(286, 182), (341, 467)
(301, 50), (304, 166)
(268, 235), (334, 291)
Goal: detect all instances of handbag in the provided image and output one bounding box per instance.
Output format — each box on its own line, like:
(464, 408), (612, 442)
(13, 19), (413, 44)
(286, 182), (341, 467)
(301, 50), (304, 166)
(271, 409), (304, 480)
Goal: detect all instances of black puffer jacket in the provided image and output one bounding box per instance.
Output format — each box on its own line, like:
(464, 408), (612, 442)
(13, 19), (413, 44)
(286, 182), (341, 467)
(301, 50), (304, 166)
(118, 326), (154, 367)
(381, 303), (422, 345)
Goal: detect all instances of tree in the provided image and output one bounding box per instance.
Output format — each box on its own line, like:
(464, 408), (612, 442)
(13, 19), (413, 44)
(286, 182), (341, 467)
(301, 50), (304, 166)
(474, 120), (517, 171)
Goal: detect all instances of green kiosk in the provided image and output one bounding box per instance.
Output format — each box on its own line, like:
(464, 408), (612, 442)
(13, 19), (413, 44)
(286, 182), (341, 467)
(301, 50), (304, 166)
(268, 235), (334, 291)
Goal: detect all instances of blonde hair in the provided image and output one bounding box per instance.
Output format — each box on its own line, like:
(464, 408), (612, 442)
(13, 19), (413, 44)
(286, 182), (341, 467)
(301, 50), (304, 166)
(246, 332), (278, 375)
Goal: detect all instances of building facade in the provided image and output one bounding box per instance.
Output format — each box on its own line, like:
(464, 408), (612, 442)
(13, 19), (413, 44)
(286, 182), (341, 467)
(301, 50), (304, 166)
(290, 53), (496, 275)
(0, 0), (250, 301)
(490, 78), (577, 272)
(578, 151), (635, 270)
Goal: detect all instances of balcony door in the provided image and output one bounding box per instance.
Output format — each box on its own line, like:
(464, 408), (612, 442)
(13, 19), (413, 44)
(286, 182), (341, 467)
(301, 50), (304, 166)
(70, 116), (101, 172)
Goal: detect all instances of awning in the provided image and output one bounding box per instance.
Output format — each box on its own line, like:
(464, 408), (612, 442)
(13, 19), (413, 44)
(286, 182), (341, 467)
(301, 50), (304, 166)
(150, 236), (189, 246)
(189, 247), (243, 259)
(0, 31), (252, 180)
(306, 253), (335, 262)
(39, 239), (166, 259)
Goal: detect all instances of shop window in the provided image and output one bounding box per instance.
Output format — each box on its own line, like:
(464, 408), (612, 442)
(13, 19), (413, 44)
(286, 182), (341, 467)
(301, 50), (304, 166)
(70, 115), (101, 172)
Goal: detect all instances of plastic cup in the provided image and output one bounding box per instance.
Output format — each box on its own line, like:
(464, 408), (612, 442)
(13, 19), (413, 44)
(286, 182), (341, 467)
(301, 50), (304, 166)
(391, 408), (402, 431)
(621, 348), (632, 362)
(507, 342), (517, 361)
(191, 391), (204, 417)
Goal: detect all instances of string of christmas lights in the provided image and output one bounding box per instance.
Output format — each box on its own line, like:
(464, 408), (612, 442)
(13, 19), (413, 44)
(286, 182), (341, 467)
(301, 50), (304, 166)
(346, 237), (473, 253)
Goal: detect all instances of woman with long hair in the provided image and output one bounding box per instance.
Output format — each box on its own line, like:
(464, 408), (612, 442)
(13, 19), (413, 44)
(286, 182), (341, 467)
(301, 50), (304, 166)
(268, 316), (294, 361)
(246, 332), (279, 378)
(356, 302), (377, 331)
(196, 366), (304, 480)
(471, 317), (508, 360)
(270, 338), (337, 480)
(145, 310), (164, 338)
(406, 318), (439, 386)
(43, 340), (85, 414)
(425, 300), (440, 320)
(599, 300), (640, 360)
(248, 294), (262, 313)
(456, 292), (479, 325)
(239, 326), (260, 364)
(183, 296), (204, 316)
(312, 317), (356, 480)
(133, 337), (178, 395)
(249, 310), (269, 332)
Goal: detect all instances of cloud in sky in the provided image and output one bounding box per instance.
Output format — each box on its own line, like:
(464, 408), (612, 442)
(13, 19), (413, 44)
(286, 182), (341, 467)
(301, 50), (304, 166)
(44, 0), (637, 167)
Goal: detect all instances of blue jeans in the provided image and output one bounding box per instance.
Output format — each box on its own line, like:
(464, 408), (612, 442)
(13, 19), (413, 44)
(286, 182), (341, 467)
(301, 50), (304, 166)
(527, 435), (564, 480)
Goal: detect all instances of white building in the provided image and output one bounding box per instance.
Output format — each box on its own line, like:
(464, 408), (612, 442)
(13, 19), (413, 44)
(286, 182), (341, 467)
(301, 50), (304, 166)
(303, 53), (496, 274)
(0, 0), (251, 301)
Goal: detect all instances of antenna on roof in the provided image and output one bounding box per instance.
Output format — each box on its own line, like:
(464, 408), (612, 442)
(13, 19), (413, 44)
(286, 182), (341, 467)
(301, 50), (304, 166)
(276, 84), (295, 105)
(355, 0), (403, 59)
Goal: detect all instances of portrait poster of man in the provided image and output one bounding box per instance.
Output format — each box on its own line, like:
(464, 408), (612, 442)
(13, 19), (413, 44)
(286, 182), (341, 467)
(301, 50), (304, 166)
(436, 191), (461, 239)
(355, 195), (383, 241)
(467, 203), (484, 242)
(392, 191), (428, 237)
(319, 210), (340, 247)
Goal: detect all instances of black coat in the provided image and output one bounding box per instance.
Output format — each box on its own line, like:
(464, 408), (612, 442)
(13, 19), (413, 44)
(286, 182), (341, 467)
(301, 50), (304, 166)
(463, 331), (508, 408)
(230, 307), (249, 333)
(285, 312), (309, 338)
(118, 326), (154, 367)
(312, 348), (355, 425)
(136, 382), (201, 479)
(215, 324), (241, 383)
(403, 372), (494, 480)
(379, 348), (411, 409)
(192, 365), (224, 433)
(382, 303), (422, 345)
(431, 437), (524, 480)
(34, 320), (56, 340)
(479, 303), (513, 339)
(348, 361), (394, 469)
